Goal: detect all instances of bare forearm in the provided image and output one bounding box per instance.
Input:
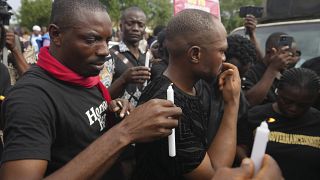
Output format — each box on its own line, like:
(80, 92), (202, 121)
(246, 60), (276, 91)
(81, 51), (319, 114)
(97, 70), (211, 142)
(45, 124), (130, 180)
(11, 48), (29, 76)
(207, 101), (239, 169)
(249, 34), (263, 62)
(245, 68), (278, 106)
(108, 77), (126, 99)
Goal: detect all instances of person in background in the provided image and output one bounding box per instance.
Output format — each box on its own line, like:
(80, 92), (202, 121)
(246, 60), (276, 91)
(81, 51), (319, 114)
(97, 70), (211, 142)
(30, 25), (42, 55)
(238, 68), (320, 180)
(41, 26), (50, 47)
(107, 7), (150, 106)
(0, 30), (29, 161)
(244, 15), (302, 68)
(0, 1), (182, 179)
(150, 29), (169, 81)
(242, 32), (299, 106)
(147, 25), (165, 47)
(226, 34), (257, 77)
(244, 15), (264, 62)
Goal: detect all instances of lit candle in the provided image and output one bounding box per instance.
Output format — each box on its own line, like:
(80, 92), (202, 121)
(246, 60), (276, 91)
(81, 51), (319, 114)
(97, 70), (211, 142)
(143, 51), (150, 87)
(167, 83), (176, 157)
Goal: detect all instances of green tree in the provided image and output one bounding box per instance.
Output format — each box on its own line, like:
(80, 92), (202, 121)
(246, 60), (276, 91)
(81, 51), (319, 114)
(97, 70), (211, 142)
(220, 0), (263, 32)
(17, 0), (52, 30)
(101, 0), (172, 29)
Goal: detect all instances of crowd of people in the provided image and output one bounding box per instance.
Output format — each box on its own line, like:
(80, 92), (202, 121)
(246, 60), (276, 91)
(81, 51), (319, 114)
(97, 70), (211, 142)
(0, 0), (319, 180)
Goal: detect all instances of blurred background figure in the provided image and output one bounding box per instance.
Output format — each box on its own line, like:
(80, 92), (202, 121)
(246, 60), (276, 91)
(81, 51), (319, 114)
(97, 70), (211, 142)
(30, 25), (42, 56)
(226, 34), (257, 77)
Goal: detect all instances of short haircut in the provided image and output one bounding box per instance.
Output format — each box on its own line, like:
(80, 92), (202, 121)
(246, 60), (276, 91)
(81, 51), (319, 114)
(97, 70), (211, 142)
(226, 34), (257, 65)
(50, 0), (107, 27)
(166, 9), (219, 57)
(278, 68), (320, 96)
(166, 9), (216, 41)
(301, 56), (320, 76)
(120, 6), (145, 22)
(265, 32), (287, 51)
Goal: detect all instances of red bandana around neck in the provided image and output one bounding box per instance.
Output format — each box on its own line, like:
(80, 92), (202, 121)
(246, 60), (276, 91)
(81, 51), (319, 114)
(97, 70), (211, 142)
(37, 47), (111, 104)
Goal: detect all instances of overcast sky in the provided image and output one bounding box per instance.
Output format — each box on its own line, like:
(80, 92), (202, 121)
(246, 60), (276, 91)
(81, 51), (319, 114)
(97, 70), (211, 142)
(8, 0), (20, 12)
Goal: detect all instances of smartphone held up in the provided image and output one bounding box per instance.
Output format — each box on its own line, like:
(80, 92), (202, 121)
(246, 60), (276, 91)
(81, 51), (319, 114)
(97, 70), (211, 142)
(239, 6), (264, 18)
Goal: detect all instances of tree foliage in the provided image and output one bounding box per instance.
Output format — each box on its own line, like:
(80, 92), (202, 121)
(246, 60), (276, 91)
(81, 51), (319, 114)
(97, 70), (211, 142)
(100, 0), (173, 28)
(17, 0), (52, 29)
(16, 0), (264, 33)
(220, 0), (264, 32)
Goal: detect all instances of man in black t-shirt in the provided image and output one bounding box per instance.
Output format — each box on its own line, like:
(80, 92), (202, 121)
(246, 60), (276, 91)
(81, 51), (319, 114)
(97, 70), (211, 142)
(107, 7), (151, 107)
(0, 1), (182, 179)
(133, 9), (241, 180)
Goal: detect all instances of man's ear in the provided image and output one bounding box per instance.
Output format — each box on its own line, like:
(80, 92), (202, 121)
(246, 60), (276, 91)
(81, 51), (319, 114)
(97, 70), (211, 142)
(48, 24), (62, 46)
(188, 46), (201, 64)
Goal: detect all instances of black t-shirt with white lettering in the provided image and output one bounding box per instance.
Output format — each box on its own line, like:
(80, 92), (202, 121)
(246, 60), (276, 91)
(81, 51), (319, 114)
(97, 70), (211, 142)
(132, 75), (208, 180)
(1, 66), (122, 178)
(243, 103), (320, 180)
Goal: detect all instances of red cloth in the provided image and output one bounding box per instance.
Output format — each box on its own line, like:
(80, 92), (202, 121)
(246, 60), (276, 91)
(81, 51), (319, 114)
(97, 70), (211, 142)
(37, 47), (111, 104)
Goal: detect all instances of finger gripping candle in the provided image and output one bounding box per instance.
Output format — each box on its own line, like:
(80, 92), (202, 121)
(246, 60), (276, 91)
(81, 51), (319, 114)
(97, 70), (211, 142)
(250, 121), (270, 175)
(167, 83), (176, 157)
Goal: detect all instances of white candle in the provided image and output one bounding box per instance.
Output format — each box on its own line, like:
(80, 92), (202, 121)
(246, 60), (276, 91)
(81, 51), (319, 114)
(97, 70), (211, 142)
(250, 121), (270, 175)
(143, 51), (150, 87)
(167, 83), (176, 157)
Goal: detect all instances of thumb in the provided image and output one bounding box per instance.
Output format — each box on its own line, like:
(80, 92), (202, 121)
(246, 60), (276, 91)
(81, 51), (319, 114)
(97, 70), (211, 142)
(271, 48), (277, 55)
(239, 158), (254, 178)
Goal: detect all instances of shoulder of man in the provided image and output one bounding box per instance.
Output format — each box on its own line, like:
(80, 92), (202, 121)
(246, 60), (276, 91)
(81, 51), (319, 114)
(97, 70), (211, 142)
(242, 62), (267, 90)
(138, 75), (169, 105)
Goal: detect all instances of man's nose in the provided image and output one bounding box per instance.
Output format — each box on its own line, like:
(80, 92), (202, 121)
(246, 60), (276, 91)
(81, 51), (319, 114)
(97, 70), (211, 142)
(132, 23), (139, 31)
(96, 41), (109, 57)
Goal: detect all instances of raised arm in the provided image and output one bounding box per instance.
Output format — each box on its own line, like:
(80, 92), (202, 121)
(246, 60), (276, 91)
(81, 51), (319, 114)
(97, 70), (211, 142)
(184, 63), (241, 180)
(6, 32), (30, 75)
(244, 15), (263, 62)
(207, 63), (240, 168)
(245, 48), (292, 106)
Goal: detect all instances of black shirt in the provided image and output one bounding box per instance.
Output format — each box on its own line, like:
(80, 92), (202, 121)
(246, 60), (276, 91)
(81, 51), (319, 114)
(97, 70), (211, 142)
(1, 66), (122, 179)
(133, 75), (208, 180)
(195, 80), (249, 143)
(0, 63), (10, 161)
(242, 61), (278, 105)
(243, 103), (320, 180)
(0, 63), (10, 97)
(150, 60), (168, 81)
(111, 44), (146, 106)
